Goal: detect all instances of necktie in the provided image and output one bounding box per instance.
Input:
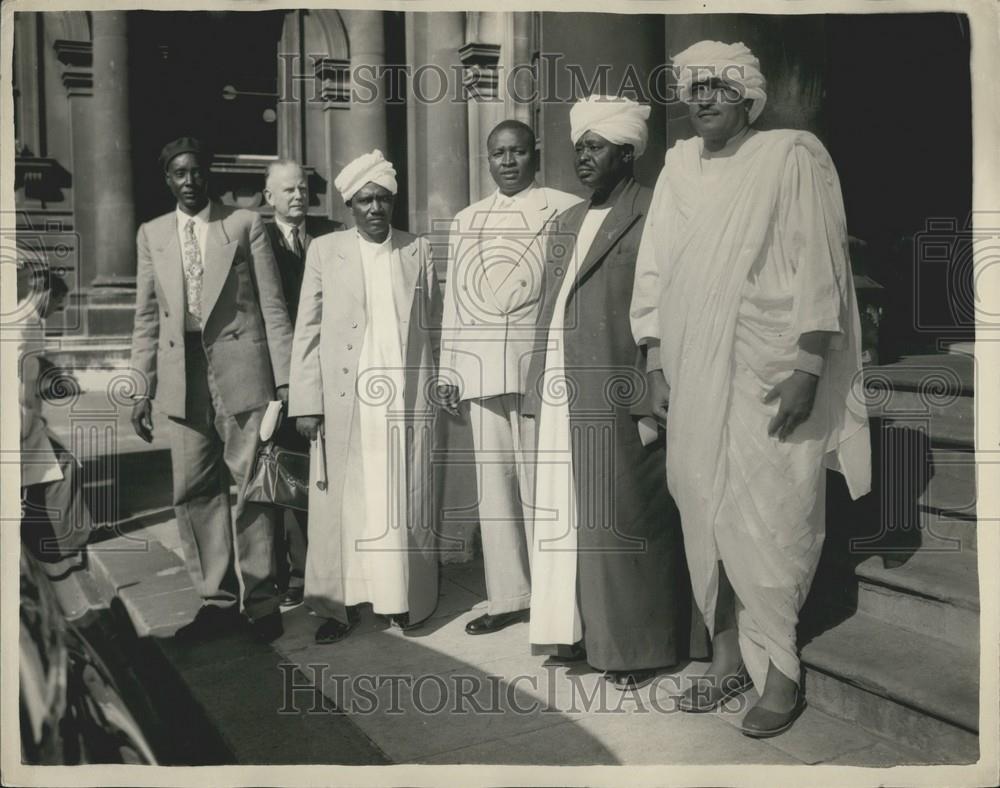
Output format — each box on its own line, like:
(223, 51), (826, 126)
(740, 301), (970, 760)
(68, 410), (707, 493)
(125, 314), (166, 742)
(290, 226), (304, 260)
(183, 218), (203, 325)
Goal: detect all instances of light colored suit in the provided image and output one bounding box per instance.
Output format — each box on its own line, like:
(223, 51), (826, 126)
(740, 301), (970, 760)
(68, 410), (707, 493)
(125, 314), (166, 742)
(441, 185), (582, 401)
(129, 201), (294, 620)
(441, 184), (582, 615)
(288, 228), (441, 626)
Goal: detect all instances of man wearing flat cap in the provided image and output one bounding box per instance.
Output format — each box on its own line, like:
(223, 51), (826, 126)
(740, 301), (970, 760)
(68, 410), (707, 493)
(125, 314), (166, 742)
(129, 136), (294, 642)
(289, 149), (441, 645)
(523, 96), (704, 692)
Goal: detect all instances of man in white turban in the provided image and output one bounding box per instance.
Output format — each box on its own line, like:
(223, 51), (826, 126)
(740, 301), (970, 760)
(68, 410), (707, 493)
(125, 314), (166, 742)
(289, 150), (441, 644)
(523, 96), (706, 691)
(631, 41), (870, 736)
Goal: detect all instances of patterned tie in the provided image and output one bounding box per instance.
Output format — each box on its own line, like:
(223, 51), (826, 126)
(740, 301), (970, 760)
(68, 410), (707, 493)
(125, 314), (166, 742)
(183, 218), (203, 326)
(290, 225), (304, 260)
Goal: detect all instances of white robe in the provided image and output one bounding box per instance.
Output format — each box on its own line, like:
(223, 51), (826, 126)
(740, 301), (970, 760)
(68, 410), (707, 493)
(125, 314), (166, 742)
(630, 129), (870, 687)
(529, 206), (612, 648)
(340, 232), (409, 614)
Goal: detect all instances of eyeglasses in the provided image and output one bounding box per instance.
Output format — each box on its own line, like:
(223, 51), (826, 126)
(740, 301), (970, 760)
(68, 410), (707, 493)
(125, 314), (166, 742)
(685, 80), (744, 105)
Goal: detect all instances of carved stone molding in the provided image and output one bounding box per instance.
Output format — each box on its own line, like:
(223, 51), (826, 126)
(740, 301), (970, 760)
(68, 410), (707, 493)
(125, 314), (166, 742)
(15, 156), (72, 202)
(54, 40), (93, 97)
(316, 57), (350, 107)
(459, 42), (501, 101)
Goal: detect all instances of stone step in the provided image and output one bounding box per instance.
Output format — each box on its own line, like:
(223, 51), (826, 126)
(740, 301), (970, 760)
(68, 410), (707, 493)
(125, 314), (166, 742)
(865, 353), (974, 449)
(80, 447), (173, 524)
(917, 510), (977, 553)
(854, 549), (979, 642)
(801, 612), (979, 763)
(87, 530), (389, 765)
(919, 455), (978, 520)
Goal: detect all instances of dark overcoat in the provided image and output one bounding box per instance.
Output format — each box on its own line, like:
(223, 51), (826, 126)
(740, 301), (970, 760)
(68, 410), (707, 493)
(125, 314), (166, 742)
(523, 178), (704, 671)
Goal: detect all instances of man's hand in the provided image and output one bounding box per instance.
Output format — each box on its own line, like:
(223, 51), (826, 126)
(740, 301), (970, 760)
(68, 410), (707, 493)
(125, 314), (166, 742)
(296, 415), (323, 441)
(437, 383), (461, 417)
(764, 370), (819, 442)
(276, 385), (289, 405)
(647, 369), (670, 424)
(131, 398), (154, 443)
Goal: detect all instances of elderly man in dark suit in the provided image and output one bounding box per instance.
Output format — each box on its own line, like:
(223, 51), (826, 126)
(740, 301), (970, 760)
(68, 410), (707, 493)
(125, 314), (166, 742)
(129, 137), (294, 642)
(524, 97), (703, 691)
(261, 159), (340, 608)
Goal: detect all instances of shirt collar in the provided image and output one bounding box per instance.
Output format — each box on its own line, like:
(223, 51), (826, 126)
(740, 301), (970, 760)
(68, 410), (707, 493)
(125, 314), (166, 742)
(177, 202), (211, 226)
(274, 215), (304, 240)
(356, 227), (393, 250)
(494, 183), (537, 207)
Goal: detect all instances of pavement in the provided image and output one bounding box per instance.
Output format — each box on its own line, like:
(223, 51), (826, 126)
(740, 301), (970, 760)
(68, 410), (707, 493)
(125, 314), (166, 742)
(41, 388), (944, 768)
(86, 514), (935, 768)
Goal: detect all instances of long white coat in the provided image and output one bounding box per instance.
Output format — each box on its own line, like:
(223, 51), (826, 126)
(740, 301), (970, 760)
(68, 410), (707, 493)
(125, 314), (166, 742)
(288, 228), (442, 624)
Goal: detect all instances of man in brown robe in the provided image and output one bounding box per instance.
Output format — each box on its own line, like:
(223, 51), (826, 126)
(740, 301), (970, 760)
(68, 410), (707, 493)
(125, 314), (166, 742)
(524, 96), (704, 691)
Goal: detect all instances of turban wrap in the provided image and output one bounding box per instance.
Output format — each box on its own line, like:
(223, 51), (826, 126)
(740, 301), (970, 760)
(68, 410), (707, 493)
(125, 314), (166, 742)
(334, 149), (398, 203)
(569, 95), (652, 158)
(673, 40), (768, 124)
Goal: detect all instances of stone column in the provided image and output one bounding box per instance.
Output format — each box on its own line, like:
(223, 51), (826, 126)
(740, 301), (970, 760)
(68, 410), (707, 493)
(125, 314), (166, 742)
(405, 12), (474, 562)
(90, 11), (135, 289)
(405, 11), (469, 235)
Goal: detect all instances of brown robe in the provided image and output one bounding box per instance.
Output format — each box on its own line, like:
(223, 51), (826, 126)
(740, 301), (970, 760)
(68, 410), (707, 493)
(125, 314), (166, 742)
(523, 178), (706, 671)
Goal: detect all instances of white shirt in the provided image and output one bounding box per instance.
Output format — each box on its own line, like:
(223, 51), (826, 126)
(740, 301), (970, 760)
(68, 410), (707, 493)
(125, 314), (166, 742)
(357, 229), (393, 273)
(274, 215), (306, 252)
(490, 183), (536, 214)
(573, 205), (613, 263)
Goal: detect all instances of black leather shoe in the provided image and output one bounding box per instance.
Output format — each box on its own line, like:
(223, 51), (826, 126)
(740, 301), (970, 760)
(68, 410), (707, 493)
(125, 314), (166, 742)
(678, 664), (753, 713)
(280, 586), (304, 608)
(741, 692), (807, 738)
(605, 668), (658, 692)
(542, 642), (587, 665)
(174, 605), (238, 642)
(386, 612), (422, 632)
(465, 610), (527, 635)
(315, 617), (356, 645)
(249, 611), (284, 643)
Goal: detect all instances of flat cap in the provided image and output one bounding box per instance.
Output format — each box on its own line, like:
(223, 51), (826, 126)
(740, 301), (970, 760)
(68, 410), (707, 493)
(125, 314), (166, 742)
(159, 136), (211, 171)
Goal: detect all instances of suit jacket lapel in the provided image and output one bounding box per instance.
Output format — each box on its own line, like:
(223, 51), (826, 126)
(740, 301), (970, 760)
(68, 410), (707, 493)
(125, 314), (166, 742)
(152, 216), (184, 316)
(201, 203), (239, 320)
(575, 180), (643, 283)
(337, 232), (366, 309)
(542, 202), (586, 315)
(485, 187), (558, 294)
(392, 233), (420, 330)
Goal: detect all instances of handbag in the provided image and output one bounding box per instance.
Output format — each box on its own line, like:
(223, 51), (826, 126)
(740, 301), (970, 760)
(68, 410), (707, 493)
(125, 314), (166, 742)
(245, 402), (311, 511)
(245, 440), (311, 511)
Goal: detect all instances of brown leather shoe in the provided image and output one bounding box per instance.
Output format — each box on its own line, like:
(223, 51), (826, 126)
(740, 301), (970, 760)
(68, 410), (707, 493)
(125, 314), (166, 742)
(464, 610), (528, 635)
(678, 664), (753, 713)
(741, 691), (807, 738)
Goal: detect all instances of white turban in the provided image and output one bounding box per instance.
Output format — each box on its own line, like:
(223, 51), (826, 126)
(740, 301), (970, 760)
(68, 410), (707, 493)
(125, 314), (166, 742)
(673, 40), (767, 124)
(570, 95), (652, 158)
(334, 149), (397, 203)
